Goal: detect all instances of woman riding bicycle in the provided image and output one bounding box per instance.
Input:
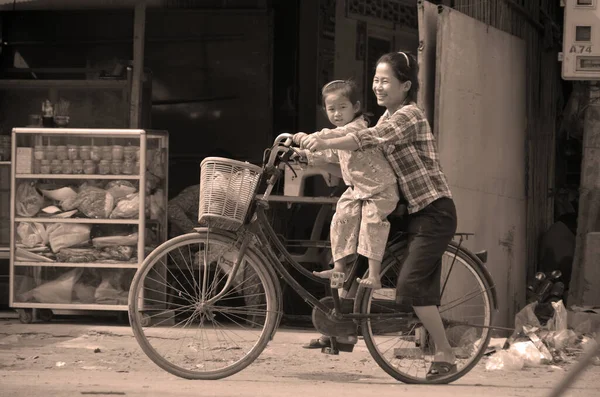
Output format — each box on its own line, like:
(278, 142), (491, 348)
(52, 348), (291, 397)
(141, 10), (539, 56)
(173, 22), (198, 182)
(303, 51), (459, 380)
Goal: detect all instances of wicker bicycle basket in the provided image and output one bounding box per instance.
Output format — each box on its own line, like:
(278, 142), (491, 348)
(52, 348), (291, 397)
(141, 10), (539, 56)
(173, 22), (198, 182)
(198, 157), (262, 231)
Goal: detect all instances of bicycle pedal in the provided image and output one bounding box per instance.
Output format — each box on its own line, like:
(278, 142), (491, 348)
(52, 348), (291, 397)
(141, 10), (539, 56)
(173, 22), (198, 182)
(336, 342), (355, 353)
(321, 346), (340, 355)
(330, 272), (345, 289)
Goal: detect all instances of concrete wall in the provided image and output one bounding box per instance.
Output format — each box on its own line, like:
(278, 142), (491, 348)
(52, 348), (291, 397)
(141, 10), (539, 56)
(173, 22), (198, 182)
(434, 7), (528, 328)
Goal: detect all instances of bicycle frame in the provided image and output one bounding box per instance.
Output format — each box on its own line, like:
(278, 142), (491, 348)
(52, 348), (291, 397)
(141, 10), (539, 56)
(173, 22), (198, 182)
(201, 201), (495, 326)
(202, 134), (498, 325)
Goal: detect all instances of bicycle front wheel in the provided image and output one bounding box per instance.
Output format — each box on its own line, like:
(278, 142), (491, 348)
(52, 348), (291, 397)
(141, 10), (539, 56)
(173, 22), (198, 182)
(358, 241), (494, 384)
(128, 231), (279, 380)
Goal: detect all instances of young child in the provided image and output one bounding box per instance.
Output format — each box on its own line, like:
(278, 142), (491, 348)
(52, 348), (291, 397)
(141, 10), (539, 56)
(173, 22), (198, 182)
(294, 79), (399, 289)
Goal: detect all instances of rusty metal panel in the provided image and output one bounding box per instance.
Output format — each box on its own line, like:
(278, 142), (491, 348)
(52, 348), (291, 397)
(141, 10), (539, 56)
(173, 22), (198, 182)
(434, 6), (527, 329)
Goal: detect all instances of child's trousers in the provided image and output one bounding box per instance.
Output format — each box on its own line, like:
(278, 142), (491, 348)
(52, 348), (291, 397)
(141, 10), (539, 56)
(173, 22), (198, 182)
(330, 185), (399, 262)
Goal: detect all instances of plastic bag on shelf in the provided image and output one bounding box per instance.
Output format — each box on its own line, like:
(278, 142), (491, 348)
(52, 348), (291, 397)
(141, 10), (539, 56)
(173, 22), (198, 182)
(73, 283), (96, 304)
(145, 173), (161, 193)
(46, 223), (91, 253)
(20, 268), (84, 304)
(92, 233), (138, 248)
(150, 190), (165, 220)
(39, 186), (77, 202)
(61, 186), (115, 219)
(106, 180), (137, 200)
(56, 248), (99, 263)
(94, 269), (131, 305)
(16, 222), (48, 248)
(109, 193), (139, 219)
(15, 182), (44, 217)
(147, 148), (166, 179)
(99, 246), (134, 261)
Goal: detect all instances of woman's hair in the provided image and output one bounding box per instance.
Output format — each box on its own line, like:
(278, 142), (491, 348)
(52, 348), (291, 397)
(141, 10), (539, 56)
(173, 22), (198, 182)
(376, 51), (419, 103)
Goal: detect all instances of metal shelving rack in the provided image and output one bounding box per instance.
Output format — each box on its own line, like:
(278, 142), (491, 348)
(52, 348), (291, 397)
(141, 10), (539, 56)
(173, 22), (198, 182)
(9, 128), (168, 322)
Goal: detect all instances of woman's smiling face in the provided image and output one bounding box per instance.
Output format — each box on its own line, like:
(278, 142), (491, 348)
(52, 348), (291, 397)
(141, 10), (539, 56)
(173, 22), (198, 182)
(372, 62), (409, 113)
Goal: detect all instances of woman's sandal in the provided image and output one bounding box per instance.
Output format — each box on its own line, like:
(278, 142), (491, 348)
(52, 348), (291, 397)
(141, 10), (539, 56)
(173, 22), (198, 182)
(303, 338), (329, 349)
(426, 361), (457, 380)
(302, 336), (357, 351)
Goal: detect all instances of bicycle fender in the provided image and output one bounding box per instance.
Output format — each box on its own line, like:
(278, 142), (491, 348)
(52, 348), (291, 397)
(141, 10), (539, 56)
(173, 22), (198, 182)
(379, 238), (498, 312)
(449, 241), (499, 311)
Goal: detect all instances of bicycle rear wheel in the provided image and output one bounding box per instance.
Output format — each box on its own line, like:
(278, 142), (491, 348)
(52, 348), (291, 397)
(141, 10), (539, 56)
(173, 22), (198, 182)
(128, 231), (279, 380)
(357, 240), (494, 384)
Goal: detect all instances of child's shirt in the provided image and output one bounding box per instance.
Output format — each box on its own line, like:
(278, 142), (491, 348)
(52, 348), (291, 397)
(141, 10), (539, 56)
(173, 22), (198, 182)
(303, 116), (397, 199)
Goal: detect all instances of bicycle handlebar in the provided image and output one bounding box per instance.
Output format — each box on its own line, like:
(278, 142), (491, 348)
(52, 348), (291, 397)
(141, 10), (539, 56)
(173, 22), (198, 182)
(260, 133), (299, 201)
(266, 133), (294, 170)
(273, 133), (294, 147)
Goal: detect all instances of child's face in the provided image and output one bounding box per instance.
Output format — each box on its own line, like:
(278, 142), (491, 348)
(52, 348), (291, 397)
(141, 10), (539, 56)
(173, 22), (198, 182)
(323, 93), (358, 127)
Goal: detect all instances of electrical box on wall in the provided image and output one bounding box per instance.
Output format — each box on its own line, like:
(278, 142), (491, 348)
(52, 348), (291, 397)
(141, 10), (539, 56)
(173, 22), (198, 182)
(562, 0), (600, 80)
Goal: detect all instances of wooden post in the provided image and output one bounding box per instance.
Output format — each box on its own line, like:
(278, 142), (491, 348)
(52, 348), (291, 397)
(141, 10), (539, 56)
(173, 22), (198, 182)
(568, 81), (600, 307)
(130, 3), (146, 129)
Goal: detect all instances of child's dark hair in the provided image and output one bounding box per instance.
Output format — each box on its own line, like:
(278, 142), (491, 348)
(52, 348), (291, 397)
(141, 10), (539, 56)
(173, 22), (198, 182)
(321, 79), (360, 107)
(376, 51), (419, 103)
(321, 79), (362, 117)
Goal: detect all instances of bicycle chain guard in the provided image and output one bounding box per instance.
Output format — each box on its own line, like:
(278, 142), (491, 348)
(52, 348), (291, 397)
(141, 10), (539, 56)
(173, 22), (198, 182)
(312, 296), (357, 338)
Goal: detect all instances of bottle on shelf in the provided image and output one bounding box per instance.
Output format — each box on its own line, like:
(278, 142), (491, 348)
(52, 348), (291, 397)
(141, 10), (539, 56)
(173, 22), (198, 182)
(41, 100), (54, 128)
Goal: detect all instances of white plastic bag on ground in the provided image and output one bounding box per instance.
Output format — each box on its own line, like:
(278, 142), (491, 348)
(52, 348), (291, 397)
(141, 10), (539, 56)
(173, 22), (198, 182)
(485, 350), (525, 371)
(547, 300), (568, 331)
(510, 340), (550, 367)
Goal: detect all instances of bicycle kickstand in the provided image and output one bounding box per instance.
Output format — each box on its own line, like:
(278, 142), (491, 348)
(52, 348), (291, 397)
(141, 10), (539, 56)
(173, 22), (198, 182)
(322, 337), (341, 355)
(321, 272), (345, 356)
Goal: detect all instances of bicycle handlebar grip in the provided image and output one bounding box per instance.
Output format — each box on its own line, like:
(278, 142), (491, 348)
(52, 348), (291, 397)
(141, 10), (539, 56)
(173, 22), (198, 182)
(274, 133), (294, 147)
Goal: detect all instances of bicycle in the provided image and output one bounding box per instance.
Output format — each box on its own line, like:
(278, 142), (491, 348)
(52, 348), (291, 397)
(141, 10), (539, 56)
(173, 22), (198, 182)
(128, 133), (499, 384)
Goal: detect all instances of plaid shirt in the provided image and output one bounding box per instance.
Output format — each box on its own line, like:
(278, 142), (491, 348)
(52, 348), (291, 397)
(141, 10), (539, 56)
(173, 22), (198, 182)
(350, 102), (452, 214)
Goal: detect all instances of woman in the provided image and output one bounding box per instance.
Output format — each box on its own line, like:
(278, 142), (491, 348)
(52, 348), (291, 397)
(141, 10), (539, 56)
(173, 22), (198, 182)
(303, 51), (458, 380)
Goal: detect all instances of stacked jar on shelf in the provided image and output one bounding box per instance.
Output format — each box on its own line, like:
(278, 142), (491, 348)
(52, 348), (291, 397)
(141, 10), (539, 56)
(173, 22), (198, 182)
(33, 144), (141, 175)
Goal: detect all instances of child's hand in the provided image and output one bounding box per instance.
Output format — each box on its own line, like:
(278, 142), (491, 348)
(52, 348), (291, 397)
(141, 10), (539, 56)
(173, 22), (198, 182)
(303, 135), (328, 152)
(292, 133), (309, 147)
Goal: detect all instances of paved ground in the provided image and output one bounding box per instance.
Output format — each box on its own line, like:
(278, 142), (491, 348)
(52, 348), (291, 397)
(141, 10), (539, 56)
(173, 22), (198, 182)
(0, 315), (598, 397)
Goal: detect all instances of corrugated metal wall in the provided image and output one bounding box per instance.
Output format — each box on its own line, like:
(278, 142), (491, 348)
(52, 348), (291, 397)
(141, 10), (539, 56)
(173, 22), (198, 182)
(451, 0), (561, 283)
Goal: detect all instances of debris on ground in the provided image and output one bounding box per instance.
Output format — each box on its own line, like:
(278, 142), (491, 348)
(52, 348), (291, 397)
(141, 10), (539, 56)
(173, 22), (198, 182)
(485, 299), (598, 371)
